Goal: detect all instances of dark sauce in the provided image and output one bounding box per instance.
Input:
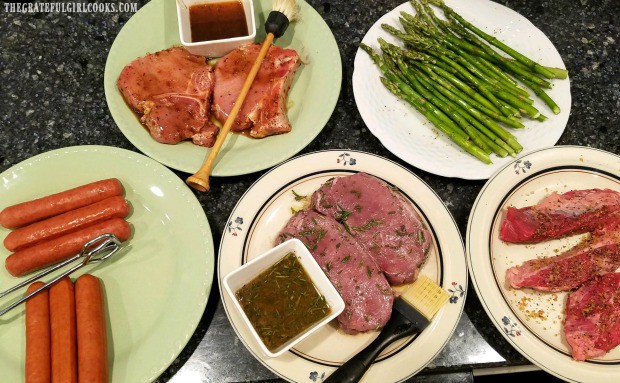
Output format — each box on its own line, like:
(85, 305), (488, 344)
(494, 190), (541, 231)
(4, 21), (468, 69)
(190, 1), (249, 42)
(235, 252), (332, 352)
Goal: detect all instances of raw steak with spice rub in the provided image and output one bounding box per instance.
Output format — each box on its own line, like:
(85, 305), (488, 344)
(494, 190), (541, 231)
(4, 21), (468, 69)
(506, 218), (620, 292)
(564, 272), (620, 361)
(499, 188), (620, 244)
(277, 210), (393, 334)
(212, 44), (300, 138)
(117, 47), (219, 146)
(311, 173), (431, 285)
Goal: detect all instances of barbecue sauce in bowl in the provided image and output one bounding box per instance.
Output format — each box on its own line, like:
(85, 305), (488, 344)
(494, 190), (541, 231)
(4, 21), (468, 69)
(190, 1), (249, 42)
(235, 252), (332, 352)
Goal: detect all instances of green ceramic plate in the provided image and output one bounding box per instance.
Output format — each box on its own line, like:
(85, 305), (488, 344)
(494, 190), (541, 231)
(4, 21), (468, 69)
(0, 146), (214, 383)
(104, 0), (341, 176)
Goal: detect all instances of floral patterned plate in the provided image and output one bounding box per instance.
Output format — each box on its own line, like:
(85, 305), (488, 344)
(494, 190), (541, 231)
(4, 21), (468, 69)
(218, 150), (467, 382)
(467, 146), (620, 383)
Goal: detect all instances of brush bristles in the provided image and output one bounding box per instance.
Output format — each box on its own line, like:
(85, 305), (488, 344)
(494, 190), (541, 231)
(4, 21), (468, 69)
(400, 275), (450, 320)
(272, 0), (300, 22)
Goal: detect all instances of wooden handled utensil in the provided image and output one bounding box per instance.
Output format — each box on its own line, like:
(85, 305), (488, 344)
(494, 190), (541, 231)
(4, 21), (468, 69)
(186, 0), (299, 192)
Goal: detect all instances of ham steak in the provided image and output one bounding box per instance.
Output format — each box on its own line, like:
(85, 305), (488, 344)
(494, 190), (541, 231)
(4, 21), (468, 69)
(499, 188), (620, 244)
(506, 219), (620, 292)
(212, 44), (301, 138)
(117, 47), (219, 147)
(277, 210), (393, 334)
(564, 272), (620, 361)
(312, 173), (431, 285)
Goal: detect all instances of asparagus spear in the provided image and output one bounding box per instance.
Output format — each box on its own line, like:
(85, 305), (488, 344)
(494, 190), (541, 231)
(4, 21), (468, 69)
(396, 60), (494, 155)
(361, 43), (468, 139)
(412, 68), (522, 153)
(381, 77), (492, 164)
(404, 67), (510, 157)
(428, 0), (566, 79)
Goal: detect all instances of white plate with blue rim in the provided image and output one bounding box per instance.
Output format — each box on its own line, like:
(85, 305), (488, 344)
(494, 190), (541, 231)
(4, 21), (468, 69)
(218, 149), (467, 382)
(467, 145), (620, 383)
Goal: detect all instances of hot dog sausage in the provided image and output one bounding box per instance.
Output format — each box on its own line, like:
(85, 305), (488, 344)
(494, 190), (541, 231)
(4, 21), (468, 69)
(5, 218), (131, 277)
(4, 196), (130, 252)
(25, 281), (51, 383)
(0, 178), (123, 229)
(75, 275), (108, 383)
(50, 277), (77, 383)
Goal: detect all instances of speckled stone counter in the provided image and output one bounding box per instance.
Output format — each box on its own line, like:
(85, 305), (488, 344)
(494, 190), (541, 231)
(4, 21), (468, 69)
(1, 0), (619, 382)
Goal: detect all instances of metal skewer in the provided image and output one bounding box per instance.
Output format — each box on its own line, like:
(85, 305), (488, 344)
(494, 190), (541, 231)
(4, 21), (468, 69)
(0, 233), (123, 317)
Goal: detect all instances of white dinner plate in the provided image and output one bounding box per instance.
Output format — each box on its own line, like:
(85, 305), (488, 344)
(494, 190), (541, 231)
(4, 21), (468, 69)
(353, 0), (571, 179)
(218, 150), (467, 382)
(467, 146), (620, 382)
(0, 146), (214, 383)
(104, 0), (341, 176)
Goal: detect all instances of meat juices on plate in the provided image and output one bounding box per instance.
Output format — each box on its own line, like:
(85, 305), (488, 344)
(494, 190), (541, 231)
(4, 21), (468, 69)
(117, 47), (219, 147)
(277, 210), (393, 334)
(499, 188), (620, 244)
(564, 272), (620, 361)
(312, 173), (431, 285)
(212, 44), (301, 138)
(506, 218), (620, 292)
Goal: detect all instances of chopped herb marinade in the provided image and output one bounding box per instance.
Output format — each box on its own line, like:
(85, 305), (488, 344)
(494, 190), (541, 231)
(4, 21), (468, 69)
(235, 252), (332, 352)
(352, 218), (384, 232)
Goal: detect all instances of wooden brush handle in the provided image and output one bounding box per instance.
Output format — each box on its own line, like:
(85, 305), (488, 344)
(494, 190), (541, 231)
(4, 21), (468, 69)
(186, 33), (276, 192)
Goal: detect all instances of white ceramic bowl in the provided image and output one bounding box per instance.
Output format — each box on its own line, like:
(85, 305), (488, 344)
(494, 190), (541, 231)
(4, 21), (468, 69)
(176, 0), (256, 58)
(223, 238), (345, 358)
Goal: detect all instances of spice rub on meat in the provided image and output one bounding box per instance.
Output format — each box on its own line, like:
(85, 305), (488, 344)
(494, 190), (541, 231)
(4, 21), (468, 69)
(117, 47), (219, 147)
(564, 272), (620, 361)
(277, 210), (393, 334)
(506, 219), (620, 292)
(499, 188), (620, 244)
(212, 44), (301, 138)
(312, 173), (431, 285)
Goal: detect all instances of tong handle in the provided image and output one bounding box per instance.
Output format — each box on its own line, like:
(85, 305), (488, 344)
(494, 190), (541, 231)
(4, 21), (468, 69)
(0, 233), (122, 317)
(0, 254), (81, 299)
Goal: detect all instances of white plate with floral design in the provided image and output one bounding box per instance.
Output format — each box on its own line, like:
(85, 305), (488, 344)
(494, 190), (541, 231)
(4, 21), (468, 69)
(218, 150), (467, 382)
(467, 146), (620, 383)
(353, 0), (570, 179)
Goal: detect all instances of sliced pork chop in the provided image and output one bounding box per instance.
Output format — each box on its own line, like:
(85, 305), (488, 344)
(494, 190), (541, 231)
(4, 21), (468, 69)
(212, 44), (300, 138)
(117, 47), (218, 147)
(506, 219), (620, 292)
(564, 272), (620, 361)
(499, 188), (620, 244)
(311, 173), (431, 285)
(277, 210), (393, 334)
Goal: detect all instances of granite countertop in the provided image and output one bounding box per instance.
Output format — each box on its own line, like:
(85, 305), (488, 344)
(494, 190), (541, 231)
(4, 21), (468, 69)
(1, 0), (619, 382)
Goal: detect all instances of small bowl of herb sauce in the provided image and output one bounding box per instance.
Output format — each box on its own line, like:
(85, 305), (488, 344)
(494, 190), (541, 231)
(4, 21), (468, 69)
(223, 238), (345, 357)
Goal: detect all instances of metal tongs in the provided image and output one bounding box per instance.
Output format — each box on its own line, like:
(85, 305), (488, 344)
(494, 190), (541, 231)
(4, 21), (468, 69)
(0, 233), (123, 317)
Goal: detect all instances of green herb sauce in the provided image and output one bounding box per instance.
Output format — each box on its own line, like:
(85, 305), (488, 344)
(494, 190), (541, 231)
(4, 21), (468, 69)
(235, 252), (332, 352)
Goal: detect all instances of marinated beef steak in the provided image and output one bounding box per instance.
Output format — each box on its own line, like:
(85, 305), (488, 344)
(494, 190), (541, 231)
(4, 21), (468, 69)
(506, 219), (620, 292)
(311, 173), (431, 285)
(564, 272), (620, 361)
(212, 44), (300, 138)
(117, 47), (218, 147)
(499, 189), (620, 244)
(277, 210), (393, 334)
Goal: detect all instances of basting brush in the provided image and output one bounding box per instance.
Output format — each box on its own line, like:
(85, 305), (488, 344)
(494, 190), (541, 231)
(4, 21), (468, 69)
(324, 275), (450, 383)
(187, 0), (300, 192)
